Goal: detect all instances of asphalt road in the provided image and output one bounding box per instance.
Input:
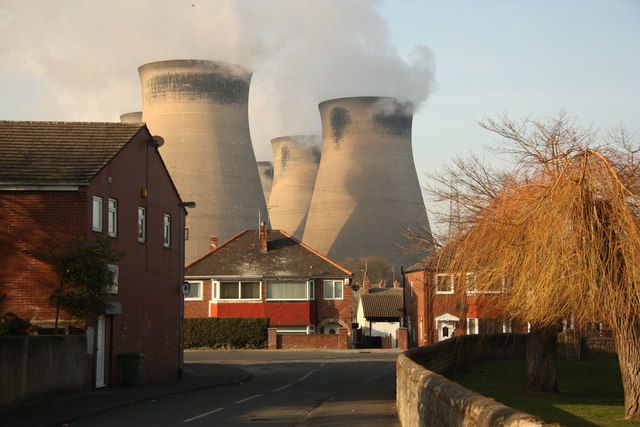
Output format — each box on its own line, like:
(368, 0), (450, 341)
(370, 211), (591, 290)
(70, 350), (400, 426)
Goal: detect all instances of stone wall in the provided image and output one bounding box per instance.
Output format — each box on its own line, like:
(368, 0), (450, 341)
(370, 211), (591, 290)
(268, 327), (349, 349)
(396, 334), (546, 426)
(0, 335), (88, 407)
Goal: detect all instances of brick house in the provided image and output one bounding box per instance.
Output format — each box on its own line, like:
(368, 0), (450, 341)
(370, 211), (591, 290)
(185, 222), (353, 338)
(404, 255), (527, 347)
(0, 121), (186, 387)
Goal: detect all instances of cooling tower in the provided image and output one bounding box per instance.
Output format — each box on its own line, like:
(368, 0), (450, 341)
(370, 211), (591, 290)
(303, 97), (430, 265)
(257, 161), (273, 204)
(120, 111), (143, 123)
(139, 59), (268, 264)
(268, 135), (321, 240)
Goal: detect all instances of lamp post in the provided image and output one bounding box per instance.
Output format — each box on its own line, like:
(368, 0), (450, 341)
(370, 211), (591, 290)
(178, 201), (196, 377)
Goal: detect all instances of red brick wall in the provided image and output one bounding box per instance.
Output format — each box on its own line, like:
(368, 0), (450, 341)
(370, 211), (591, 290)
(0, 190), (87, 322)
(274, 328), (349, 349)
(404, 270), (426, 347)
(315, 279), (352, 330)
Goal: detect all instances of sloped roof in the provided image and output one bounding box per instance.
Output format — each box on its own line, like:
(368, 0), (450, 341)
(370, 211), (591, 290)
(360, 292), (403, 319)
(186, 229), (352, 279)
(0, 121), (146, 186)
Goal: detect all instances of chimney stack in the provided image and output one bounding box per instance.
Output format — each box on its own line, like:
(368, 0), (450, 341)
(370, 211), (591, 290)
(259, 221), (268, 252)
(393, 280), (400, 288)
(209, 236), (218, 251)
(362, 271), (370, 293)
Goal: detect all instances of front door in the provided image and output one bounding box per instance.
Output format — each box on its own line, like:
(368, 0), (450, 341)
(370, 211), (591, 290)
(95, 315), (105, 388)
(437, 320), (456, 342)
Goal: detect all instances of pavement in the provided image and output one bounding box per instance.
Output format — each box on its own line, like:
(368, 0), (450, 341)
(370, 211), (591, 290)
(0, 363), (251, 427)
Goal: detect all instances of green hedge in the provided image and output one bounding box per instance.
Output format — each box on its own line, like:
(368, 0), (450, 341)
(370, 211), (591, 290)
(184, 317), (269, 349)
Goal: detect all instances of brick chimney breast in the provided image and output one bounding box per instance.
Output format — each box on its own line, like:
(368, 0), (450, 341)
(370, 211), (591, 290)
(259, 221), (268, 252)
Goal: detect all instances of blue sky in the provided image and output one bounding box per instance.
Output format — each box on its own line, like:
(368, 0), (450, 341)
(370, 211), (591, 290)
(0, 0), (638, 195)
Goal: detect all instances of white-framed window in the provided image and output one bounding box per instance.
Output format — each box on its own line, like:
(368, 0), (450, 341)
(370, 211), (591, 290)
(185, 280), (203, 300)
(466, 272), (477, 293)
(309, 281), (315, 300)
(107, 264), (118, 294)
(467, 318), (479, 334)
(468, 318), (509, 335)
(214, 281), (261, 301)
(107, 198), (117, 237)
(323, 280), (343, 300)
(435, 273), (454, 294)
(266, 281), (310, 300)
(163, 214), (171, 247)
(92, 196), (103, 232)
(137, 207), (146, 242)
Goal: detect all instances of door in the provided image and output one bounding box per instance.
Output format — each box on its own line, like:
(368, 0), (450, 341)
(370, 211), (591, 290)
(95, 315), (106, 388)
(437, 320), (456, 342)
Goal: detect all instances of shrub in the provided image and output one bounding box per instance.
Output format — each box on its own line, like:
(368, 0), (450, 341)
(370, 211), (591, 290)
(184, 317), (269, 349)
(0, 312), (32, 336)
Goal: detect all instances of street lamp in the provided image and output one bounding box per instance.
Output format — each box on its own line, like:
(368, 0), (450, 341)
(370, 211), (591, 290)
(178, 201), (196, 377)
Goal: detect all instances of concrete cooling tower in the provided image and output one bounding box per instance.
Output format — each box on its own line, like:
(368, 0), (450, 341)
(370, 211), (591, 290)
(120, 111), (143, 123)
(257, 161), (273, 204)
(268, 135), (321, 240)
(139, 59), (268, 264)
(303, 97), (430, 265)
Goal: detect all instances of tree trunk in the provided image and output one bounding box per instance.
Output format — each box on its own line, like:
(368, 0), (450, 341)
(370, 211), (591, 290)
(615, 321), (640, 420)
(524, 324), (559, 393)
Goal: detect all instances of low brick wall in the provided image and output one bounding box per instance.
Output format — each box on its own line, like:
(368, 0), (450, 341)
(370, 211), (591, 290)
(396, 334), (545, 426)
(268, 328), (349, 349)
(0, 335), (88, 407)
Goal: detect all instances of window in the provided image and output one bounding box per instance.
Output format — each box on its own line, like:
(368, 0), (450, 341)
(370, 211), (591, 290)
(309, 281), (315, 300)
(467, 318), (478, 334)
(216, 281), (261, 300)
(107, 264), (118, 294)
(435, 274), (454, 294)
(185, 281), (203, 300)
(137, 207), (146, 242)
(92, 196), (103, 231)
(266, 282), (312, 300)
(163, 214), (171, 247)
(323, 280), (343, 300)
(467, 318), (509, 335)
(466, 273), (477, 293)
(107, 199), (117, 237)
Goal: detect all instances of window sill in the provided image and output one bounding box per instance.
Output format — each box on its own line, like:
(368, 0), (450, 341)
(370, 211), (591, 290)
(435, 291), (454, 295)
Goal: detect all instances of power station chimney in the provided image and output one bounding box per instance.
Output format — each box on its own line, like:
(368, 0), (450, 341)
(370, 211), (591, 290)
(257, 161), (274, 204)
(268, 135), (321, 240)
(120, 111), (143, 123)
(303, 96), (431, 264)
(138, 59), (268, 264)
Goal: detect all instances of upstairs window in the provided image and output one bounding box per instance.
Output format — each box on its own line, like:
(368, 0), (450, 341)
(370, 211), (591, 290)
(266, 281), (314, 301)
(137, 207), (146, 242)
(216, 281), (261, 300)
(163, 214), (171, 247)
(323, 280), (343, 300)
(92, 196), (103, 232)
(435, 274), (454, 294)
(466, 272), (477, 293)
(107, 199), (117, 237)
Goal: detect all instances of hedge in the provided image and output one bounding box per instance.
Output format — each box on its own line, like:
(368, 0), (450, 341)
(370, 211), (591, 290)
(184, 317), (269, 349)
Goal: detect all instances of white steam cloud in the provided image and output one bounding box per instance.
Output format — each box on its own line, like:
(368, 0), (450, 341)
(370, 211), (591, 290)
(0, 0), (435, 160)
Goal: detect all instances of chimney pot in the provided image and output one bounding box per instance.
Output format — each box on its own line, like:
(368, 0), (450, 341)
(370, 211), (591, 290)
(259, 221), (268, 252)
(209, 236), (218, 251)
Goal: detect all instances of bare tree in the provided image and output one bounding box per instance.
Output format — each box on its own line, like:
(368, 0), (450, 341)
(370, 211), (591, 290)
(427, 113), (640, 419)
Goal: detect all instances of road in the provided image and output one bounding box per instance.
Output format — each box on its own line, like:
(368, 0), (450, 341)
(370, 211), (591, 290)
(71, 349), (400, 426)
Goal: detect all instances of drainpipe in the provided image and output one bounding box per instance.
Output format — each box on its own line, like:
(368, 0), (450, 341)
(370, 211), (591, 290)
(178, 201), (196, 377)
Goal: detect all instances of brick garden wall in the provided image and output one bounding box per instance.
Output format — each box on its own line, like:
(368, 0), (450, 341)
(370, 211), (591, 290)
(268, 327), (349, 349)
(396, 334), (546, 426)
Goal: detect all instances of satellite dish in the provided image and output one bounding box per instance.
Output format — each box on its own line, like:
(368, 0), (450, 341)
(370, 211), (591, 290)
(351, 284), (360, 292)
(152, 135), (165, 147)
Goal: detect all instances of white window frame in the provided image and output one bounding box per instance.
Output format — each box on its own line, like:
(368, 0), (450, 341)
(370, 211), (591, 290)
(308, 280), (315, 300)
(467, 318), (479, 334)
(163, 214), (171, 248)
(435, 273), (454, 295)
(213, 281), (262, 301)
(92, 196), (103, 232)
(323, 280), (344, 300)
(465, 272), (503, 294)
(265, 281), (313, 301)
(107, 198), (117, 237)
(137, 207), (146, 243)
(107, 264), (119, 294)
(185, 280), (203, 301)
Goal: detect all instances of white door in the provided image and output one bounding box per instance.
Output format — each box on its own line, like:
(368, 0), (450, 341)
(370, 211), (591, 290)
(95, 315), (106, 388)
(437, 320), (456, 342)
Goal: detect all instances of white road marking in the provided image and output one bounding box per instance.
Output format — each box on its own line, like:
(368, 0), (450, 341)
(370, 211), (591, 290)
(298, 369), (316, 381)
(183, 407), (224, 423)
(234, 394), (263, 404)
(271, 383), (293, 392)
